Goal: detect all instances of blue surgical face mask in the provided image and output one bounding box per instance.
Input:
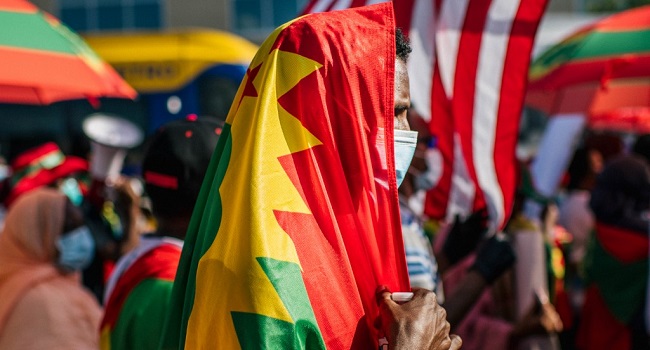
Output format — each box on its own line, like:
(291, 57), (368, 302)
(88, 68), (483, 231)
(56, 226), (95, 271)
(394, 130), (418, 187)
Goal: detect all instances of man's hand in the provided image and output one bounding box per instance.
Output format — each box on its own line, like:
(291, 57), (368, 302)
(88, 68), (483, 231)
(443, 208), (489, 265)
(110, 176), (141, 256)
(376, 287), (462, 350)
(469, 234), (516, 284)
(511, 295), (563, 345)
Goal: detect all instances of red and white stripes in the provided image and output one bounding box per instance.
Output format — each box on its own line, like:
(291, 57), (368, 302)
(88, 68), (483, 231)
(302, 0), (548, 230)
(432, 0), (547, 229)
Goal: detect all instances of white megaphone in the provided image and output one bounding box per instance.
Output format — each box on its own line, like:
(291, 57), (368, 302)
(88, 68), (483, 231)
(82, 113), (144, 181)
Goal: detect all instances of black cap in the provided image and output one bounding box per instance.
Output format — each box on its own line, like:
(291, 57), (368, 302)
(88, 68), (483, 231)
(590, 155), (650, 232)
(142, 115), (222, 216)
(633, 134), (650, 164)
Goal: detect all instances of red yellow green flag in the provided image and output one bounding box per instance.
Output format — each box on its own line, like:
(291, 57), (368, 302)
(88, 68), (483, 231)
(100, 238), (182, 350)
(577, 222), (649, 349)
(160, 3), (410, 349)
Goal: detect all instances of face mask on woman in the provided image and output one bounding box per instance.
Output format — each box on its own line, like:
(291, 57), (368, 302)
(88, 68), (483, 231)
(56, 225), (95, 272)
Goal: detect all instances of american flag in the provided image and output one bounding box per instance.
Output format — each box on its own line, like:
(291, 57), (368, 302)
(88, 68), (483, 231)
(302, 0), (548, 230)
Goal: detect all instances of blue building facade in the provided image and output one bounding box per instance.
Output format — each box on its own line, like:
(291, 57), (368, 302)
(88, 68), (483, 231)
(55, 0), (309, 42)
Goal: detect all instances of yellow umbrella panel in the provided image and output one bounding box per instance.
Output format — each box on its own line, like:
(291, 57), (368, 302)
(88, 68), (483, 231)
(84, 29), (259, 93)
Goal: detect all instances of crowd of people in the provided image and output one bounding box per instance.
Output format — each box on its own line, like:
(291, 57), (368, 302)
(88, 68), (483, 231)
(0, 4), (649, 350)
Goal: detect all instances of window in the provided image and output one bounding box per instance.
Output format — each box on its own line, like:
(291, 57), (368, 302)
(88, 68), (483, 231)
(233, 0), (309, 39)
(273, 0), (303, 26)
(133, 3), (162, 28)
(59, 0), (163, 33)
(234, 0), (262, 31)
(97, 4), (124, 30)
(60, 6), (87, 31)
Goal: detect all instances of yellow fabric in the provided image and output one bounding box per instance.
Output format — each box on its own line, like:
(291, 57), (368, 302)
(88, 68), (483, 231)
(184, 21), (325, 349)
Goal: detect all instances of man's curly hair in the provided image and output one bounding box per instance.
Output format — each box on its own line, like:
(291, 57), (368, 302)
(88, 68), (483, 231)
(396, 27), (412, 62)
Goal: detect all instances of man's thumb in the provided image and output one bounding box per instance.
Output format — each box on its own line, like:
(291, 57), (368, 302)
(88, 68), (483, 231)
(449, 335), (463, 350)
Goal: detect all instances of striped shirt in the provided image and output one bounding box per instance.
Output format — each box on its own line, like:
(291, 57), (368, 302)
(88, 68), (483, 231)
(400, 197), (441, 295)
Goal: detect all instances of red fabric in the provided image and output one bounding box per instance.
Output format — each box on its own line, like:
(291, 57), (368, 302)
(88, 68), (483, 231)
(427, 63), (454, 219)
(160, 5), (411, 348)
(144, 171), (179, 190)
(268, 6), (410, 346)
(451, 0), (493, 219)
(0, 0), (38, 12)
(0, 1), (135, 105)
(591, 106), (650, 134)
(301, 0), (391, 14)
(103, 260), (115, 284)
(11, 142), (61, 169)
(596, 222), (649, 264)
(593, 4), (650, 31)
(525, 6), (650, 133)
(526, 76), (650, 134)
(528, 54), (650, 91)
(300, 0), (417, 26)
(0, 48), (135, 105)
(577, 286), (631, 350)
(100, 244), (181, 330)
(554, 289), (574, 330)
(392, 0), (415, 35)
(302, 1), (547, 230)
(6, 142), (88, 207)
(493, 1), (545, 227)
(425, 0), (547, 229)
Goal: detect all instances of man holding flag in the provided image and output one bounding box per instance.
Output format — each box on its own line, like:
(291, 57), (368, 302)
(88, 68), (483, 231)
(160, 3), (460, 349)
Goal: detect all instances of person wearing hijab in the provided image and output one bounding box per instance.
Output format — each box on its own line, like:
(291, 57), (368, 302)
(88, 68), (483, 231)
(0, 188), (101, 349)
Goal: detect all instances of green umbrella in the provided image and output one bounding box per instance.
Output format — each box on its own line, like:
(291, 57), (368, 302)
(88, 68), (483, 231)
(526, 5), (650, 132)
(0, 0), (136, 105)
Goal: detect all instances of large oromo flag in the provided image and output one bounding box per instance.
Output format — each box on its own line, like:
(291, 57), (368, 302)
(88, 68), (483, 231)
(160, 3), (410, 349)
(304, 0), (548, 230)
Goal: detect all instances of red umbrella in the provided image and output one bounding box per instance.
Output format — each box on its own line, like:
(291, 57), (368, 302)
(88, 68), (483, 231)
(526, 5), (650, 133)
(0, 0), (136, 105)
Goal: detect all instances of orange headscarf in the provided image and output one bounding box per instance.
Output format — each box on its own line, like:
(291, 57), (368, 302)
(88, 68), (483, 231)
(0, 188), (101, 348)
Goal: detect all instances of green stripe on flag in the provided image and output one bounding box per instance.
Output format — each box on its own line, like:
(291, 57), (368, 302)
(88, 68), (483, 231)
(111, 278), (174, 350)
(532, 30), (650, 74)
(584, 236), (647, 323)
(232, 314), (324, 350)
(0, 11), (79, 54)
(232, 257), (325, 349)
